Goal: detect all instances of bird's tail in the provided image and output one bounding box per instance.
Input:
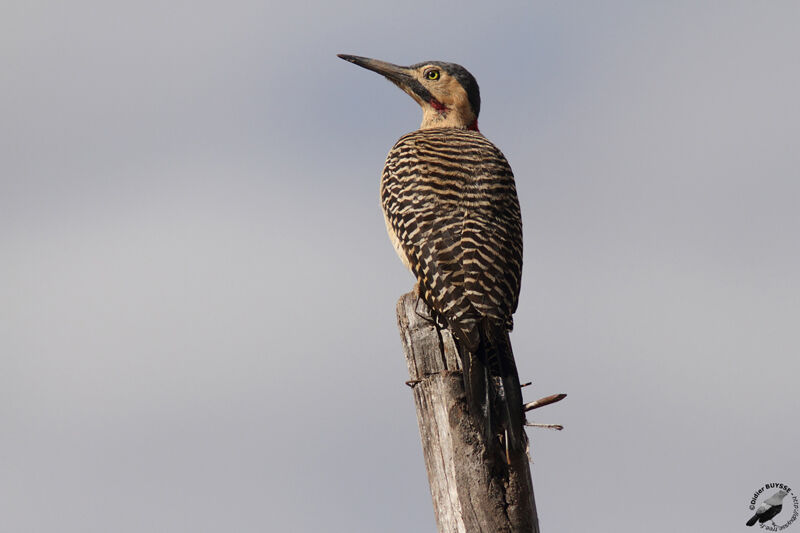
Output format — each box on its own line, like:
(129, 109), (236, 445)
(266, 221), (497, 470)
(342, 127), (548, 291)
(746, 514), (758, 527)
(456, 318), (526, 455)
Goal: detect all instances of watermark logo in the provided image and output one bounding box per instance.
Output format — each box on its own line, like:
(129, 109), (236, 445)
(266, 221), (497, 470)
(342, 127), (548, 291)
(746, 483), (798, 530)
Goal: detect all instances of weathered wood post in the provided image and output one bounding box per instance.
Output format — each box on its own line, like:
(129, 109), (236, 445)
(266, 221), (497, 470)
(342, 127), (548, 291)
(396, 292), (540, 533)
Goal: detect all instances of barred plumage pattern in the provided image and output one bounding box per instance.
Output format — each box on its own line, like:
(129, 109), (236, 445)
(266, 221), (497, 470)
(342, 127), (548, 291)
(381, 128), (523, 334)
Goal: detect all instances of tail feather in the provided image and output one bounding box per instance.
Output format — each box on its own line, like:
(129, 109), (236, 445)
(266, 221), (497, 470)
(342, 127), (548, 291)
(453, 319), (526, 454)
(481, 319), (526, 452)
(746, 514), (758, 527)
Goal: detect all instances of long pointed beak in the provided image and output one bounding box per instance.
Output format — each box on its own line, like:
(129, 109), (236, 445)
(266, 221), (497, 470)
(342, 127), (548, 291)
(338, 54), (432, 107)
(337, 54), (414, 86)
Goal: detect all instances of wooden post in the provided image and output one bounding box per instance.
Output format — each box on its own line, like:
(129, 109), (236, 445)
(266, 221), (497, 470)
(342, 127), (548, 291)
(396, 292), (540, 533)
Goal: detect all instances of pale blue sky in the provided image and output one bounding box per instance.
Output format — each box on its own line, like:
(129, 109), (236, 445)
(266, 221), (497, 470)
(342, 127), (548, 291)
(2, 2), (799, 531)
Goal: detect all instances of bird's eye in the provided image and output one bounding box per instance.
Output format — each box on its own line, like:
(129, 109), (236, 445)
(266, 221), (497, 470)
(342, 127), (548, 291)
(425, 70), (440, 80)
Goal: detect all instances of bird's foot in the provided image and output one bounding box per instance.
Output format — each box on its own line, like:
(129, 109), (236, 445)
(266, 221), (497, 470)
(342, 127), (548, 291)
(411, 290), (436, 325)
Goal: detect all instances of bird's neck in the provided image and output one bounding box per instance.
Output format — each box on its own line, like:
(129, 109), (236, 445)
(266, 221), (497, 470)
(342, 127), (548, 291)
(420, 106), (479, 131)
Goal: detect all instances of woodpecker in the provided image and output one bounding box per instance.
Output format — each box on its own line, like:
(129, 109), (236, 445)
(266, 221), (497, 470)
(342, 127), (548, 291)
(338, 54), (526, 453)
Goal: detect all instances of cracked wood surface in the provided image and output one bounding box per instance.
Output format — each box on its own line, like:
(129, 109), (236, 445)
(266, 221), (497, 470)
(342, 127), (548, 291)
(396, 292), (540, 533)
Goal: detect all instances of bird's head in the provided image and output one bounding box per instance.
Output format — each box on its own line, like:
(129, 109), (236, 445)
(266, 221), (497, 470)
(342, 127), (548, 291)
(338, 54), (480, 131)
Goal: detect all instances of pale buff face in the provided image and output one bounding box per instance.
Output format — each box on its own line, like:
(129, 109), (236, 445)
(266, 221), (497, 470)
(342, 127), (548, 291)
(405, 64), (477, 129)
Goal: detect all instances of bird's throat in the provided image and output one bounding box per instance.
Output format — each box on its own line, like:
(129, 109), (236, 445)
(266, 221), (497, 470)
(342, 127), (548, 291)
(429, 98), (447, 112)
(421, 103), (479, 131)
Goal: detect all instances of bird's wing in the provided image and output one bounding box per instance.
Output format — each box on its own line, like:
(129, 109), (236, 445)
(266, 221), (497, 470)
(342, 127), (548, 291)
(761, 504), (783, 522)
(460, 144), (522, 325)
(381, 131), (473, 327)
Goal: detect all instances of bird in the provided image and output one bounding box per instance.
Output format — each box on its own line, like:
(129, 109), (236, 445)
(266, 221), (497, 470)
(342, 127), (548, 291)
(747, 489), (789, 526)
(338, 54), (526, 455)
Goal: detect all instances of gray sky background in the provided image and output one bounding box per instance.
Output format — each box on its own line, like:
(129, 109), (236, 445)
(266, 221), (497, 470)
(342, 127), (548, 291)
(2, 2), (799, 532)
